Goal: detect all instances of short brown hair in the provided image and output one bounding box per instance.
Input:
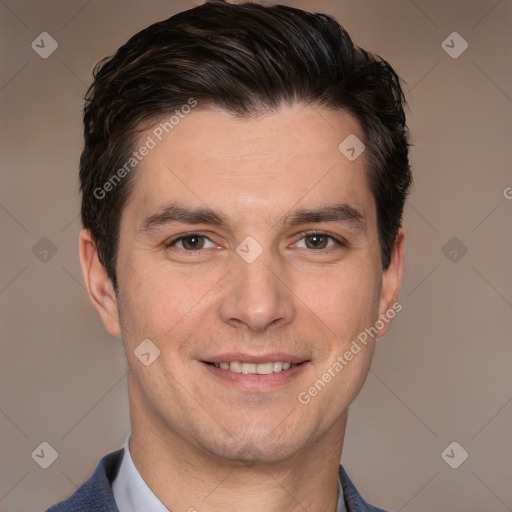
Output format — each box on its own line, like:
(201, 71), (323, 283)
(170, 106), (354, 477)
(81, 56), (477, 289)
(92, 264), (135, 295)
(80, 0), (412, 291)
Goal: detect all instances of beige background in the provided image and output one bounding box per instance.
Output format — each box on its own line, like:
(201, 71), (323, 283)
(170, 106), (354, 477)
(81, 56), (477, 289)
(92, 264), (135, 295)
(1, 0), (511, 511)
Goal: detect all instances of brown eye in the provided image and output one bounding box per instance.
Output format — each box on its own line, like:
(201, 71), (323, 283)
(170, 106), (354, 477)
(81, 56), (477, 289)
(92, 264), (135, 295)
(180, 235), (205, 250)
(167, 234), (215, 250)
(304, 234), (329, 249)
(294, 232), (341, 250)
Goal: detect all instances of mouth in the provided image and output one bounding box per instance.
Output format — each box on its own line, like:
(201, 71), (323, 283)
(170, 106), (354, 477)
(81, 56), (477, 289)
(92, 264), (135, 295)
(200, 355), (309, 391)
(204, 360), (300, 375)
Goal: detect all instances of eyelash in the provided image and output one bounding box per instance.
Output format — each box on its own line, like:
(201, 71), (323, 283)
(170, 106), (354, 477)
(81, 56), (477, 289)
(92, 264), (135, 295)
(165, 231), (347, 251)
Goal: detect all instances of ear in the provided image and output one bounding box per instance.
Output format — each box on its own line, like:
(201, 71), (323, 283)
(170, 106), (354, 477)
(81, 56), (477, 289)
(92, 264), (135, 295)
(376, 228), (405, 338)
(78, 229), (122, 338)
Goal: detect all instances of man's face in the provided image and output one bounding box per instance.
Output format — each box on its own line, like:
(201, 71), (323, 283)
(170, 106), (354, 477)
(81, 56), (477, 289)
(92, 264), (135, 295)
(98, 105), (401, 463)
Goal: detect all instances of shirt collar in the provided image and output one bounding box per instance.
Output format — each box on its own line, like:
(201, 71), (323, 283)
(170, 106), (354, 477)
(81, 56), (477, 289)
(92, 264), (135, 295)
(112, 433), (169, 512)
(112, 433), (347, 512)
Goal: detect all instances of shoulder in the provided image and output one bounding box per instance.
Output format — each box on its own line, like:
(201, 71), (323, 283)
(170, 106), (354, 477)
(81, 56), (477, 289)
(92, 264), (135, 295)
(45, 448), (124, 512)
(339, 464), (389, 512)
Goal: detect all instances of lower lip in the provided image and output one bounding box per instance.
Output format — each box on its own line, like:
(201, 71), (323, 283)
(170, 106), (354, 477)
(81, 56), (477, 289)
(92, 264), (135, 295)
(201, 362), (309, 392)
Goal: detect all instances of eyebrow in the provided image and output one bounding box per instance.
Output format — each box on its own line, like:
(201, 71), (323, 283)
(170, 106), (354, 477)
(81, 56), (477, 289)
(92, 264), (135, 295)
(138, 202), (366, 234)
(138, 204), (227, 233)
(284, 203), (365, 230)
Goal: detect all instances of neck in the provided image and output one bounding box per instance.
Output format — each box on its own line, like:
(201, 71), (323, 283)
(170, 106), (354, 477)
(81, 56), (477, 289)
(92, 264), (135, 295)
(128, 386), (347, 512)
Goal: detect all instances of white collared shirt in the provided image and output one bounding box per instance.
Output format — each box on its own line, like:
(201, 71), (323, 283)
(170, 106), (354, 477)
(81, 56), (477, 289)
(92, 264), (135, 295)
(112, 434), (169, 512)
(112, 433), (347, 512)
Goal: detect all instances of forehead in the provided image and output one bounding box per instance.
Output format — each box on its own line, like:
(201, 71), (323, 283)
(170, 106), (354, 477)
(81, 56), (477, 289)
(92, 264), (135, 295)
(123, 104), (374, 228)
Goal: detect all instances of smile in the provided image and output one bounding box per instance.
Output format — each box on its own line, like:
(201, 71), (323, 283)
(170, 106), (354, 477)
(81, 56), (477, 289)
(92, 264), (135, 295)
(207, 361), (297, 375)
(202, 357), (309, 391)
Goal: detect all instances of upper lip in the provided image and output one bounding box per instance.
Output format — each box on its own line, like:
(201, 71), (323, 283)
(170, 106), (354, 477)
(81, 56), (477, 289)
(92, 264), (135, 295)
(202, 353), (308, 365)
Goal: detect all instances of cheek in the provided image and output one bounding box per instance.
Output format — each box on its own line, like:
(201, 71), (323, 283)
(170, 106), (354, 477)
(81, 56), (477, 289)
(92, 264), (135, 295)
(304, 270), (381, 410)
(117, 260), (218, 346)
(300, 263), (382, 342)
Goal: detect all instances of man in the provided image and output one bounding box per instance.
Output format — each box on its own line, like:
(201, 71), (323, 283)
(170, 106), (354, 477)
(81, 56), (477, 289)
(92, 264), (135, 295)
(47, 1), (411, 510)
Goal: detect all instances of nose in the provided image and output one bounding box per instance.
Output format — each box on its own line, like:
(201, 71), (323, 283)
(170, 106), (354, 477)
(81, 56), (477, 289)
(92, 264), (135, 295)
(218, 250), (296, 333)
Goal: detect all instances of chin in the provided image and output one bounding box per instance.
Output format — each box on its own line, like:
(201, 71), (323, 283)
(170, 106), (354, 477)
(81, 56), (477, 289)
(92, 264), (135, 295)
(209, 442), (294, 466)
(196, 423), (313, 466)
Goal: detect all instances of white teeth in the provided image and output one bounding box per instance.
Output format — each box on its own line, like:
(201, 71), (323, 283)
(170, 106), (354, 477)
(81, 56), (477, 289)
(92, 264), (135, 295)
(229, 361), (242, 373)
(213, 361), (295, 375)
(273, 361), (283, 372)
(241, 363), (256, 375)
(256, 362), (274, 375)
